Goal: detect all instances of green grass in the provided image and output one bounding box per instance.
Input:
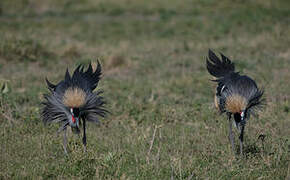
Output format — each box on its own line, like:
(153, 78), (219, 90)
(0, 0), (290, 179)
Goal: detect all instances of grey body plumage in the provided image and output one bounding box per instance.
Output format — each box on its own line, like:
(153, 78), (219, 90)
(206, 50), (264, 155)
(42, 62), (108, 154)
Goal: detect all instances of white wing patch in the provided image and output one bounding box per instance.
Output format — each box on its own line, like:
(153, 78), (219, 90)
(221, 85), (226, 93)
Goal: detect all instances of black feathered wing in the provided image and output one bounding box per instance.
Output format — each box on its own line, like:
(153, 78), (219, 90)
(215, 74), (264, 115)
(42, 92), (69, 124)
(81, 90), (108, 123)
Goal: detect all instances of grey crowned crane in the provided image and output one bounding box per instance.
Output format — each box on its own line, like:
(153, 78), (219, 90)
(206, 50), (264, 155)
(42, 62), (108, 154)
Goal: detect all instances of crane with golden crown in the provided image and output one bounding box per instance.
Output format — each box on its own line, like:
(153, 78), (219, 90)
(42, 62), (108, 154)
(206, 50), (264, 155)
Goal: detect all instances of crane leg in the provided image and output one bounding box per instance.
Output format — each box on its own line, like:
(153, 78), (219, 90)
(82, 119), (87, 152)
(227, 113), (235, 154)
(239, 125), (245, 156)
(63, 128), (68, 155)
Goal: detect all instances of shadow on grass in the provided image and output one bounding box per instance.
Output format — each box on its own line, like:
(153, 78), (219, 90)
(236, 135), (267, 158)
(243, 143), (261, 155)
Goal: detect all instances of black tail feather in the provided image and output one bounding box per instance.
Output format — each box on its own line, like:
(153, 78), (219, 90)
(206, 49), (235, 78)
(65, 68), (71, 82)
(70, 61), (102, 91)
(45, 78), (56, 91)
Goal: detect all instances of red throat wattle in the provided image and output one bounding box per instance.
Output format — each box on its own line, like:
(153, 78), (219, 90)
(72, 115), (76, 123)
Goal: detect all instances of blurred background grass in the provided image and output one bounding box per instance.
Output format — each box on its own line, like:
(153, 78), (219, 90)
(0, 0), (289, 179)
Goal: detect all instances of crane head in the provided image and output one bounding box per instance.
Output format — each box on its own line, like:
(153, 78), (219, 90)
(69, 108), (80, 128)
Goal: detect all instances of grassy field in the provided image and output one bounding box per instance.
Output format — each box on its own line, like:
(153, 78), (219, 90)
(0, 0), (290, 179)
